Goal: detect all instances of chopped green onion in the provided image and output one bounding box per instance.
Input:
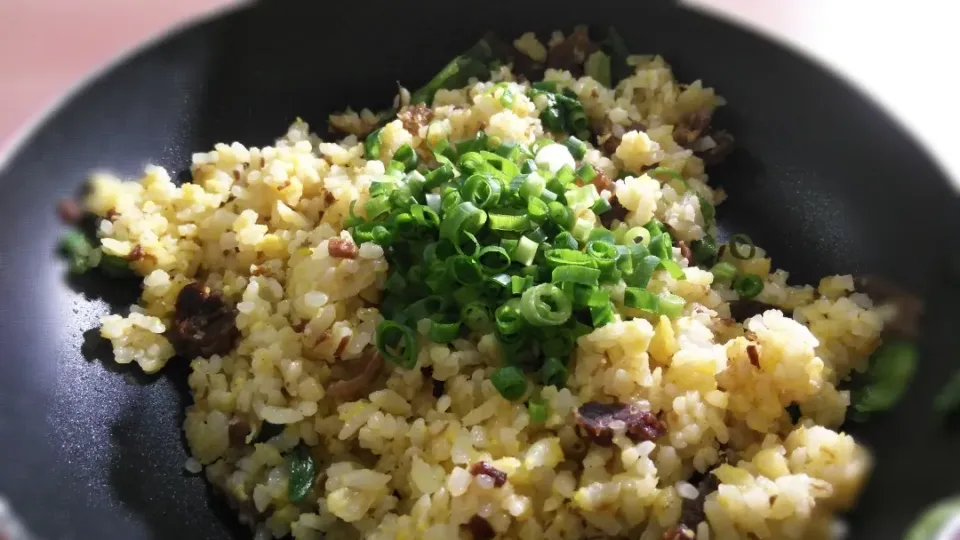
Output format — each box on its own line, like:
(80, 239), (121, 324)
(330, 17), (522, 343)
(511, 274), (532, 295)
(659, 259), (686, 280)
(519, 283), (572, 326)
(658, 293), (686, 318)
(548, 202), (574, 230)
(526, 227), (548, 244)
(514, 236), (539, 267)
(540, 357), (569, 388)
(563, 136), (587, 160)
(624, 287), (660, 312)
(733, 273), (764, 298)
(577, 163), (597, 183)
(591, 197), (613, 215)
(364, 128), (382, 160)
(453, 286), (481, 306)
(551, 265), (601, 287)
(393, 143), (418, 171)
(453, 231), (480, 257)
(589, 295), (616, 327)
(384, 271), (407, 294)
(565, 184), (599, 212)
(448, 255), (483, 285)
(477, 246), (511, 274)
(648, 167), (688, 187)
(553, 232), (578, 250)
(410, 205), (441, 229)
(428, 317), (462, 343)
(440, 202), (487, 243)
(376, 320), (418, 369)
(644, 218), (664, 238)
(491, 366), (528, 401)
(690, 236), (717, 266)
(544, 248), (596, 268)
(585, 240), (619, 272)
(728, 234), (756, 260)
(527, 198), (549, 222)
(495, 300), (525, 335)
(527, 395), (548, 423)
(462, 302), (493, 333)
(461, 173), (502, 209)
(648, 233), (671, 260)
(404, 295), (446, 321)
(622, 226), (649, 246)
(500, 238), (519, 257)
(488, 212), (529, 232)
(711, 261), (737, 282)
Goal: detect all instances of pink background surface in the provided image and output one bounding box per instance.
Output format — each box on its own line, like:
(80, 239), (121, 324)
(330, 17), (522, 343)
(2, 0), (957, 181)
(0, 0), (234, 150)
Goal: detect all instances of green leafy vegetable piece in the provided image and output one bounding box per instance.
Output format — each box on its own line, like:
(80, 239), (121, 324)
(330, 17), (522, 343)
(852, 339), (918, 416)
(934, 370), (960, 415)
(410, 38), (499, 105)
(584, 51), (612, 87)
(287, 445), (317, 504)
(905, 497), (960, 540)
(59, 230), (97, 274)
(601, 27), (631, 86)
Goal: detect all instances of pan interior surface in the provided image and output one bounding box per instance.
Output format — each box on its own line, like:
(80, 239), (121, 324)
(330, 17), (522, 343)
(1, 1), (958, 539)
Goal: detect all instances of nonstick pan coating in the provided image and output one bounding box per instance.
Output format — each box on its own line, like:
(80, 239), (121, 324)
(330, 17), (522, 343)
(1, 1), (958, 538)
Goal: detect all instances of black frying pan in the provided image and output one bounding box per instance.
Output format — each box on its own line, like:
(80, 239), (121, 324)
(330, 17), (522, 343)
(1, 1), (958, 538)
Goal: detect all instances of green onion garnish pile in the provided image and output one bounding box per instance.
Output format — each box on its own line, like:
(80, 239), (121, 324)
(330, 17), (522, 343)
(351, 95), (695, 401)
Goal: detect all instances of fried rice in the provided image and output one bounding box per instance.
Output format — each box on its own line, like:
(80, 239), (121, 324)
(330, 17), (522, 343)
(80, 29), (890, 540)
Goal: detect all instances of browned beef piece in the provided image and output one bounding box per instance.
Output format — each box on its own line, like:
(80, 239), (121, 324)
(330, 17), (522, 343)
(469, 461), (507, 487)
(575, 401), (666, 446)
(168, 282), (240, 359)
(545, 26), (599, 77)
